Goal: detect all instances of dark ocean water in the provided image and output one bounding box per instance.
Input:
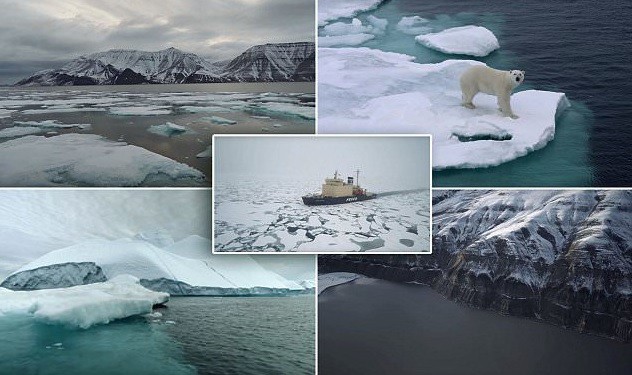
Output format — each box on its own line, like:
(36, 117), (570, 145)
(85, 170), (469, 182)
(356, 0), (632, 186)
(0, 296), (315, 375)
(319, 278), (632, 375)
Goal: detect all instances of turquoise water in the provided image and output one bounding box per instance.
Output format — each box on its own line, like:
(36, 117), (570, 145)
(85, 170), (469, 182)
(322, 0), (623, 187)
(0, 296), (315, 375)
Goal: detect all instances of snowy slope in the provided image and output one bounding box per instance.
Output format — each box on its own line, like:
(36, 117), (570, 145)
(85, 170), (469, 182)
(0, 274), (168, 329)
(221, 42), (315, 82)
(15, 43), (315, 86)
(320, 190), (632, 341)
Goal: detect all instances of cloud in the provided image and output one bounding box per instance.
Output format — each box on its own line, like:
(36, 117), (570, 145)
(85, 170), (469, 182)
(0, 0), (314, 83)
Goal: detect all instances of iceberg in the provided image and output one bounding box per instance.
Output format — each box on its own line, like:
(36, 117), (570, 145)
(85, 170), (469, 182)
(0, 134), (206, 186)
(415, 25), (500, 57)
(318, 47), (569, 169)
(319, 0), (385, 26)
(0, 275), (169, 329)
(4, 237), (310, 295)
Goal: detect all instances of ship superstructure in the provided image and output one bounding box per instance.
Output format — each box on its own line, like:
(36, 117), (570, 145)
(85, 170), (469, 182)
(302, 170), (376, 206)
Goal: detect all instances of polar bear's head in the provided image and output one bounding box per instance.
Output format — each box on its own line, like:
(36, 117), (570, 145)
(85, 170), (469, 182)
(509, 70), (525, 87)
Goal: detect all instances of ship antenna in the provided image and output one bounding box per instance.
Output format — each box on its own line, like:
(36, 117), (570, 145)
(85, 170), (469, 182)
(356, 168), (360, 187)
(334, 170), (338, 179)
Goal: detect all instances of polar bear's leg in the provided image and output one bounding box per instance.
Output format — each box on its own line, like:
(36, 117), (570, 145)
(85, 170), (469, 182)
(461, 85), (477, 109)
(498, 93), (518, 119)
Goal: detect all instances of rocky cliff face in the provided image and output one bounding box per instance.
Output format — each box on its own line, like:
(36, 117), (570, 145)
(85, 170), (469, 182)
(320, 190), (632, 341)
(15, 43), (315, 86)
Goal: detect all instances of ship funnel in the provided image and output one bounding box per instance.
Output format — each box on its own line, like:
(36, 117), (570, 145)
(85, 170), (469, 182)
(347, 177), (354, 184)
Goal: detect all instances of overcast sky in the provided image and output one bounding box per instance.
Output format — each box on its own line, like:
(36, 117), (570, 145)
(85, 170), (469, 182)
(215, 136), (431, 191)
(0, 0), (315, 84)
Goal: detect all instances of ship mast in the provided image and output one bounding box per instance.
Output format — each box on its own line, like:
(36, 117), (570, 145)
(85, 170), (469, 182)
(355, 169), (360, 187)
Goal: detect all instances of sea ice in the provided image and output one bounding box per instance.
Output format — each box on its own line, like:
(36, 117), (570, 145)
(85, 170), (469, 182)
(415, 25), (500, 57)
(245, 103), (315, 120)
(147, 122), (187, 137)
(14, 120), (90, 129)
(319, 0), (385, 25)
(206, 116), (237, 125)
(396, 16), (432, 35)
(323, 18), (373, 36)
(0, 109), (15, 118)
(21, 107), (106, 115)
(318, 272), (362, 294)
(318, 47), (569, 169)
(195, 145), (213, 158)
(0, 275), (169, 329)
(180, 106), (231, 113)
(0, 126), (46, 138)
(0, 134), (206, 186)
(109, 106), (172, 116)
(319, 33), (376, 47)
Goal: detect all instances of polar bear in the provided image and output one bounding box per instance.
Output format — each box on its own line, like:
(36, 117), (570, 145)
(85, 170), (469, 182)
(460, 66), (525, 119)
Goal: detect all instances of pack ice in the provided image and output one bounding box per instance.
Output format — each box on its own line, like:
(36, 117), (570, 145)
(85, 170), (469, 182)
(0, 134), (206, 186)
(318, 47), (570, 169)
(0, 275), (168, 329)
(415, 26), (500, 57)
(3, 237), (308, 295)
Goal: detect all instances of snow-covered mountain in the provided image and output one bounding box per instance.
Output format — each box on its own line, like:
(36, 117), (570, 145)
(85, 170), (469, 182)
(15, 43), (315, 86)
(2, 236), (310, 296)
(320, 190), (632, 341)
(220, 42), (315, 82)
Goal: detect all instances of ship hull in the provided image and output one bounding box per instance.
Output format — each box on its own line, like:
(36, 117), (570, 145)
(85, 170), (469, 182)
(301, 194), (376, 206)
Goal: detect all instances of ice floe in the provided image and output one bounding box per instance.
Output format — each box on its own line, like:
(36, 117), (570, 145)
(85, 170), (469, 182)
(0, 109), (15, 118)
(147, 122), (187, 137)
(319, 0), (385, 25)
(21, 107), (106, 114)
(0, 126), (46, 138)
(415, 25), (500, 57)
(319, 33), (375, 47)
(0, 134), (206, 186)
(318, 47), (569, 169)
(205, 116), (237, 125)
(195, 145), (213, 158)
(0, 275), (168, 329)
(109, 106), (172, 116)
(319, 17), (387, 47)
(396, 16), (432, 35)
(14, 120), (90, 129)
(246, 103), (315, 120)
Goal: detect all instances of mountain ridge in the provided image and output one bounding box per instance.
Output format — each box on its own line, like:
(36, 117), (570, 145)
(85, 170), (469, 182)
(15, 42), (315, 86)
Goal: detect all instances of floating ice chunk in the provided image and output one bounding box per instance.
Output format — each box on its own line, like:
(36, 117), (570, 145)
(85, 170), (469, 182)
(180, 106), (231, 113)
(147, 122), (187, 137)
(206, 116), (237, 125)
(415, 25), (500, 57)
(0, 134), (206, 186)
(251, 115), (271, 119)
(252, 235), (276, 247)
(195, 145), (213, 158)
(0, 126), (45, 138)
(366, 15), (388, 33)
(22, 107), (106, 114)
(14, 120), (90, 129)
(323, 18), (372, 36)
(245, 103), (315, 120)
(319, 0), (385, 25)
(318, 273), (361, 294)
(272, 123), (283, 128)
(318, 47), (569, 169)
(396, 16), (432, 35)
(319, 33), (376, 47)
(0, 275), (169, 329)
(109, 106), (171, 116)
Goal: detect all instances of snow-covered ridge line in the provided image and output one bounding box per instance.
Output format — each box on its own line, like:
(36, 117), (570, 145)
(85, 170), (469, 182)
(320, 190), (632, 342)
(15, 42), (315, 86)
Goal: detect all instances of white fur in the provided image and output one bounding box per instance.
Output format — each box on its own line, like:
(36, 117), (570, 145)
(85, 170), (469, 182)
(460, 66), (525, 119)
